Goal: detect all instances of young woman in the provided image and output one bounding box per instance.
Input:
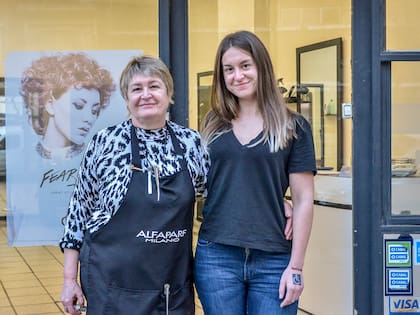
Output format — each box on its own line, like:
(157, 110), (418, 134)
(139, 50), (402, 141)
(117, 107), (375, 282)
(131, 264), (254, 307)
(194, 30), (316, 315)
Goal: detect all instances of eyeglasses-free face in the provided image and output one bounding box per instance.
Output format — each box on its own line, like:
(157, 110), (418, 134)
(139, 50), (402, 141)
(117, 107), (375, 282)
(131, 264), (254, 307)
(222, 46), (258, 103)
(126, 73), (171, 130)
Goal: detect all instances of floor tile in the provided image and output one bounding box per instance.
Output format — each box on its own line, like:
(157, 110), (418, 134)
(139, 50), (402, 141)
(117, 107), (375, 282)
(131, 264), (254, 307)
(43, 285), (62, 301)
(0, 254), (21, 262)
(0, 273), (37, 282)
(38, 277), (62, 287)
(0, 263), (32, 275)
(0, 306), (15, 314)
(29, 264), (62, 273)
(14, 302), (62, 315)
(1, 279), (42, 289)
(0, 296), (12, 307)
(6, 287), (48, 297)
(9, 294), (54, 306)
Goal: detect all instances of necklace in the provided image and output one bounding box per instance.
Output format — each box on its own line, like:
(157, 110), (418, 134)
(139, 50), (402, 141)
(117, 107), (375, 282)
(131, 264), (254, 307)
(36, 141), (84, 160)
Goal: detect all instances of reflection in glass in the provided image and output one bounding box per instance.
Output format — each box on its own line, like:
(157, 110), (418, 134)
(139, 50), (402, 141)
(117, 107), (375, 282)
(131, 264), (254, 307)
(297, 38), (343, 170)
(386, 0), (420, 51)
(391, 62), (420, 215)
(197, 71), (213, 129)
(303, 85), (325, 168)
(287, 84), (325, 168)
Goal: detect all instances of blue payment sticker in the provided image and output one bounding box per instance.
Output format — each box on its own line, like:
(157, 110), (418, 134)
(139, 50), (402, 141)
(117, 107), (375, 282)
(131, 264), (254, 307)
(388, 270), (410, 291)
(386, 240), (412, 267)
(414, 240), (420, 265)
(386, 268), (412, 295)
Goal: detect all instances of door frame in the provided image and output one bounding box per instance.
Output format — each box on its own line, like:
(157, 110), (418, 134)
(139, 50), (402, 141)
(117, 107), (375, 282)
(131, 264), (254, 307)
(353, 0), (420, 313)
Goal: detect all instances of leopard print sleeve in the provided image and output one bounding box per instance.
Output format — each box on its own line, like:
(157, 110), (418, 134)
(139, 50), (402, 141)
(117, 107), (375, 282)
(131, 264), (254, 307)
(59, 121), (132, 251)
(59, 132), (101, 251)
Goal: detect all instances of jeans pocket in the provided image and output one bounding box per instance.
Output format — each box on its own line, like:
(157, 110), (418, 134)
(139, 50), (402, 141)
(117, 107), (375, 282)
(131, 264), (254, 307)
(197, 238), (214, 247)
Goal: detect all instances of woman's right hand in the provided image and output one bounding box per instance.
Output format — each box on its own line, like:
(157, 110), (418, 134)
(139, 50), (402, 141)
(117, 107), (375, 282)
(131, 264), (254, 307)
(61, 278), (85, 315)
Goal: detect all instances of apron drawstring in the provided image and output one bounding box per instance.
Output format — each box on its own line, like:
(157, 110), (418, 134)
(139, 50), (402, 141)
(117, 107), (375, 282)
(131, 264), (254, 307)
(147, 166), (160, 201)
(147, 169), (153, 194)
(132, 164), (160, 202)
(164, 283), (170, 315)
(154, 166), (160, 201)
(130, 164), (143, 172)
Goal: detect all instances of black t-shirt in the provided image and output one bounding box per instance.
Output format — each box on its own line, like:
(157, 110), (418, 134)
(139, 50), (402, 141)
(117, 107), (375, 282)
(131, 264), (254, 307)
(199, 117), (317, 253)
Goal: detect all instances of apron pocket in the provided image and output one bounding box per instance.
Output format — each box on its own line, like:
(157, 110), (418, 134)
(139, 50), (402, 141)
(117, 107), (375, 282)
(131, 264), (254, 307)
(102, 283), (195, 315)
(103, 285), (162, 315)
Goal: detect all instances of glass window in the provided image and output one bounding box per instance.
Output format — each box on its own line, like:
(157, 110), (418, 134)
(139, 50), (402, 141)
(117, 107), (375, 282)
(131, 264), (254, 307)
(0, 1), (158, 217)
(0, 1), (158, 75)
(188, 3), (352, 314)
(386, 0), (420, 51)
(391, 61), (420, 215)
(0, 2), (160, 313)
(188, 0), (352, 168)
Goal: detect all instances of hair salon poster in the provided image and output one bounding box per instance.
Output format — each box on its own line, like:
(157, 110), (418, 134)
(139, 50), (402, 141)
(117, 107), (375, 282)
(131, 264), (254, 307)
(5, 50), (140, 246)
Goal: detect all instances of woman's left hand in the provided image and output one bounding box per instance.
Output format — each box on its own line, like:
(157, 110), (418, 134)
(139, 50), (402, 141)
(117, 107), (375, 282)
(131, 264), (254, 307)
(278, 265), (304, 308)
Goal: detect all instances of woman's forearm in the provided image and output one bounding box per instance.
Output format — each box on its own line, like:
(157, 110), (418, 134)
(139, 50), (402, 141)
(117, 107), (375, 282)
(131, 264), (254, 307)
(63, 248), (80, 280)
(289, 172), (314, 269)
(289, 199), (313, 269)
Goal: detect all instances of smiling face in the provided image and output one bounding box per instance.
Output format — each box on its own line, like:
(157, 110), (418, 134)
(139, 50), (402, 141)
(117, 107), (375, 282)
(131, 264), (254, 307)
(126, 73), (170, 129)
(46, 87), (101, 147)
(222, 47), (258, 103)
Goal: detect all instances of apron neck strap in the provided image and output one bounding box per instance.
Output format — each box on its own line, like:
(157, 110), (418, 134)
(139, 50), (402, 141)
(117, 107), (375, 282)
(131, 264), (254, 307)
(130, 122), (187, 169)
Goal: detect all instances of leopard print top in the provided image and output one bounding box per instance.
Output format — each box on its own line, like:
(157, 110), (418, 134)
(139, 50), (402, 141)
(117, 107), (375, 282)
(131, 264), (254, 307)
(59, 119), (209, 251)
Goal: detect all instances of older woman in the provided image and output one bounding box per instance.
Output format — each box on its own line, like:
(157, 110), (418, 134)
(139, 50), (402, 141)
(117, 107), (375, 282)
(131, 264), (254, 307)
(59, 55), (208, 315)
(20, 52), (115, 160)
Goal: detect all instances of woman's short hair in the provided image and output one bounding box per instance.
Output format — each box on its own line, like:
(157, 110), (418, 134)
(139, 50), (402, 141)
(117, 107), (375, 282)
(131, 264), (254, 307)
(20, 52), (115, 135)
(119, 55), (174, 103)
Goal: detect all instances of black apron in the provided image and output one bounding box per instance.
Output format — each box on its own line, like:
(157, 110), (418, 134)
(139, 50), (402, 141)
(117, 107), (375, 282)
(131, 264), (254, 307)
(79, 125), (195, 315)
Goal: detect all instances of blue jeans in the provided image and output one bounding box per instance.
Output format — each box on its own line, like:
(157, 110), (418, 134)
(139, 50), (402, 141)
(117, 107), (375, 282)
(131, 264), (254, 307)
(194, 239), (298, 315)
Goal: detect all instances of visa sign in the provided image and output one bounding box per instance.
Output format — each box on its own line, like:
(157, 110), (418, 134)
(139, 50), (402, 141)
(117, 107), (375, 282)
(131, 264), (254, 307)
(390, 297), (420, 314)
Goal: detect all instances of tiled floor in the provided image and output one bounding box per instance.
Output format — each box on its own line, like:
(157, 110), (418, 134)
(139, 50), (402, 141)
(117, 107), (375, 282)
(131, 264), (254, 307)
(0, 219), (66, 314)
